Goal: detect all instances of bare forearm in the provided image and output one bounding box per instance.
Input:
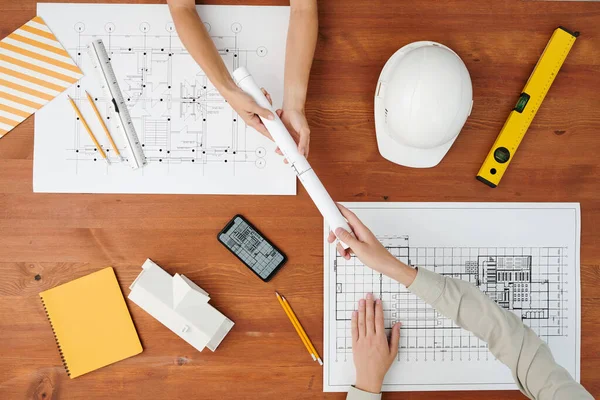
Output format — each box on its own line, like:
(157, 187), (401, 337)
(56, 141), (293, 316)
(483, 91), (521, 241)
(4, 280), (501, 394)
(386, 260), (417, 287)
(284, 1), (318, 110)
(168, 1), (237, 95)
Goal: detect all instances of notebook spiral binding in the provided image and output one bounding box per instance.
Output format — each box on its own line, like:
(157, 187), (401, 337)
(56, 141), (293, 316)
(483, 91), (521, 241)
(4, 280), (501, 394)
(40, 297), (71, 377)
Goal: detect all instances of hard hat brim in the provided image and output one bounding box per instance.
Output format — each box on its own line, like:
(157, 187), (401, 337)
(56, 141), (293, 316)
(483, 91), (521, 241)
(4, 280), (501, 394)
(375, 96), (457, 168)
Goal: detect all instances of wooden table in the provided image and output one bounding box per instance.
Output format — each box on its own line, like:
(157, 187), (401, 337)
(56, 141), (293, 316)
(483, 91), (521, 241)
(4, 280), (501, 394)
(1, 0), (599, 398)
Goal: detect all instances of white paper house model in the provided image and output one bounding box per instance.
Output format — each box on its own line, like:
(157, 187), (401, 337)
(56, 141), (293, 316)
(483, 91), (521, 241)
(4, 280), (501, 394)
(128, 259), (234, 352)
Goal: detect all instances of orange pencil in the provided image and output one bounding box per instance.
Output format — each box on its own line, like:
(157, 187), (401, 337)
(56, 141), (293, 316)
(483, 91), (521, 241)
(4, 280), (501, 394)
(281, 294), (323, 365)
(276, 292), (317, 362)
(85, 91), (123, 161)
(67, 96), (110, 164)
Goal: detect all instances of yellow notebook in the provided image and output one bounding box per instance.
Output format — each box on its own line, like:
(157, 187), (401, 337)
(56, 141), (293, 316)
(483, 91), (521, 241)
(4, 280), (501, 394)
(40, 267), (143, 378)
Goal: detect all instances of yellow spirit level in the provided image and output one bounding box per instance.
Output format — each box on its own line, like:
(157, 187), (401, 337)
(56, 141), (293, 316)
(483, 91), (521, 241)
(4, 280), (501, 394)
(476, 27), (579, 188)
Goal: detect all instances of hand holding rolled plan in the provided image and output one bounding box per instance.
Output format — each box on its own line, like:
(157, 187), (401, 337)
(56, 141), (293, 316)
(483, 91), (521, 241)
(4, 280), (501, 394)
(233, 67), (354, 248)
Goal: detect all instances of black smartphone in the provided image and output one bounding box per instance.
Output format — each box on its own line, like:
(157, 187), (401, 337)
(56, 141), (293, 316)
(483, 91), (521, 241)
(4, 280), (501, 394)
(217, 214), (287, 282)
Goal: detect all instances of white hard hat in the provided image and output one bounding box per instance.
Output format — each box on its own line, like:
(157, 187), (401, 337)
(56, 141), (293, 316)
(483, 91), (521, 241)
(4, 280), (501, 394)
(374, 41), (473, 168)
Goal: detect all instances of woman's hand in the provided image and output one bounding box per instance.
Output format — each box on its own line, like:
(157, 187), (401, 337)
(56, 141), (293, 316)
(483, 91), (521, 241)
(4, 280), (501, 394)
(352, 293), (401, 394)
(224, 87), (274, 138)
(275, 108), (310, 160)
(327, 204), (418, 286)
(224, 89), (311, 163)
(327, 204), (402, 276)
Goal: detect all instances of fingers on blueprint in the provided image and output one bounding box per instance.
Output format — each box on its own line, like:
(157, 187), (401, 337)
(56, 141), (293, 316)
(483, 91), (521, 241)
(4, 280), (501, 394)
(366, 293), (375, 335)
(374, 297), (402, 356)
(389, 322), (400, 357)
(352, 295), (401, 358)
(358, 298), (366, 337)
(351, 311), (359, 344)
(375, 298), (384, 334)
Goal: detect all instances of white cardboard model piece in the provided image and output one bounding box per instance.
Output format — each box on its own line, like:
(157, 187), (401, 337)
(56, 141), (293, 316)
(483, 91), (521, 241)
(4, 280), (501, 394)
(128, 259), (234, 352)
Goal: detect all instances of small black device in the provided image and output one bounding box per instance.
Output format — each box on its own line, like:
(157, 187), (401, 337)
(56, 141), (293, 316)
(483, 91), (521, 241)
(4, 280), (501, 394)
(217, 215), (287, 282)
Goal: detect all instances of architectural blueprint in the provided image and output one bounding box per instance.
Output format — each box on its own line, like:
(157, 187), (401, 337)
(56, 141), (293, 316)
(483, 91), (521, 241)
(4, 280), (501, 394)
(34, 3), (295, 194)
(324, 203), (581, 392)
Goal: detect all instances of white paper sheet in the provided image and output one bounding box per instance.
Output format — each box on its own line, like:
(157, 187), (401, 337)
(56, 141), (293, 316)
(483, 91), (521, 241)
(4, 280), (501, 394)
(324, 203), (581, 392)
(34, 3), (295, 194)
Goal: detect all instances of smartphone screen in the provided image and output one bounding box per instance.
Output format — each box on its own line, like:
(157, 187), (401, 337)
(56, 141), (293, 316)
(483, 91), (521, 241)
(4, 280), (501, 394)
(217, 215), (287, 282)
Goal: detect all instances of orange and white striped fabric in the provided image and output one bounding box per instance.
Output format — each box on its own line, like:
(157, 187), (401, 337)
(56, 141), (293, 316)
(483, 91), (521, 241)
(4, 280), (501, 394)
(0, 16), (83, 138)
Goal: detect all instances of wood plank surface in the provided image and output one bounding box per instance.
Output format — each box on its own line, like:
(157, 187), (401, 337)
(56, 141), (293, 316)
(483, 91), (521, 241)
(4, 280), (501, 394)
(1, 0), (599, 399)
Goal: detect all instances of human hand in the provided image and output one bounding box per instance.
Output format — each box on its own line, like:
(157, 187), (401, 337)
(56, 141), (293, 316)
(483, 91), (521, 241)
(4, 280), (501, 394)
(274, 108), (310, 162)
(352, 293), (400, 394)
(327, 204), (403, 277)
(224, 87), (274, 138)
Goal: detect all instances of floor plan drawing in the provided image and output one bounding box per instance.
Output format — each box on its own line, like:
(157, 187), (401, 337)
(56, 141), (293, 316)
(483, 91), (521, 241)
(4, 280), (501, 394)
(34, 4), (295, 194)
(324, 203), (581, 392)
(334, 239), (567, 362)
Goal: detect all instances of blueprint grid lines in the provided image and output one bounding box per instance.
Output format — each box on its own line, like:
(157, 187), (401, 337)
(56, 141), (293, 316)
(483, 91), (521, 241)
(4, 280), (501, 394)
(34, 4), (295, 194)
(324, 203), (580, 392)
(66, 25), (258, 170)
(333, 240), (569, 363)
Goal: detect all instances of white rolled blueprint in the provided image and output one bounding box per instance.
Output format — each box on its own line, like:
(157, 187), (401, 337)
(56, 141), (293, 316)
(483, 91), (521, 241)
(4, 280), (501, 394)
(233, 67), (352, 248)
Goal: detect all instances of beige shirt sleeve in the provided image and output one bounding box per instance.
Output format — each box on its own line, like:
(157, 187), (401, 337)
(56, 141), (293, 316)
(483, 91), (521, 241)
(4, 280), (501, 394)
(346, 386), (381, 400)
(407, 267), (593, 400)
